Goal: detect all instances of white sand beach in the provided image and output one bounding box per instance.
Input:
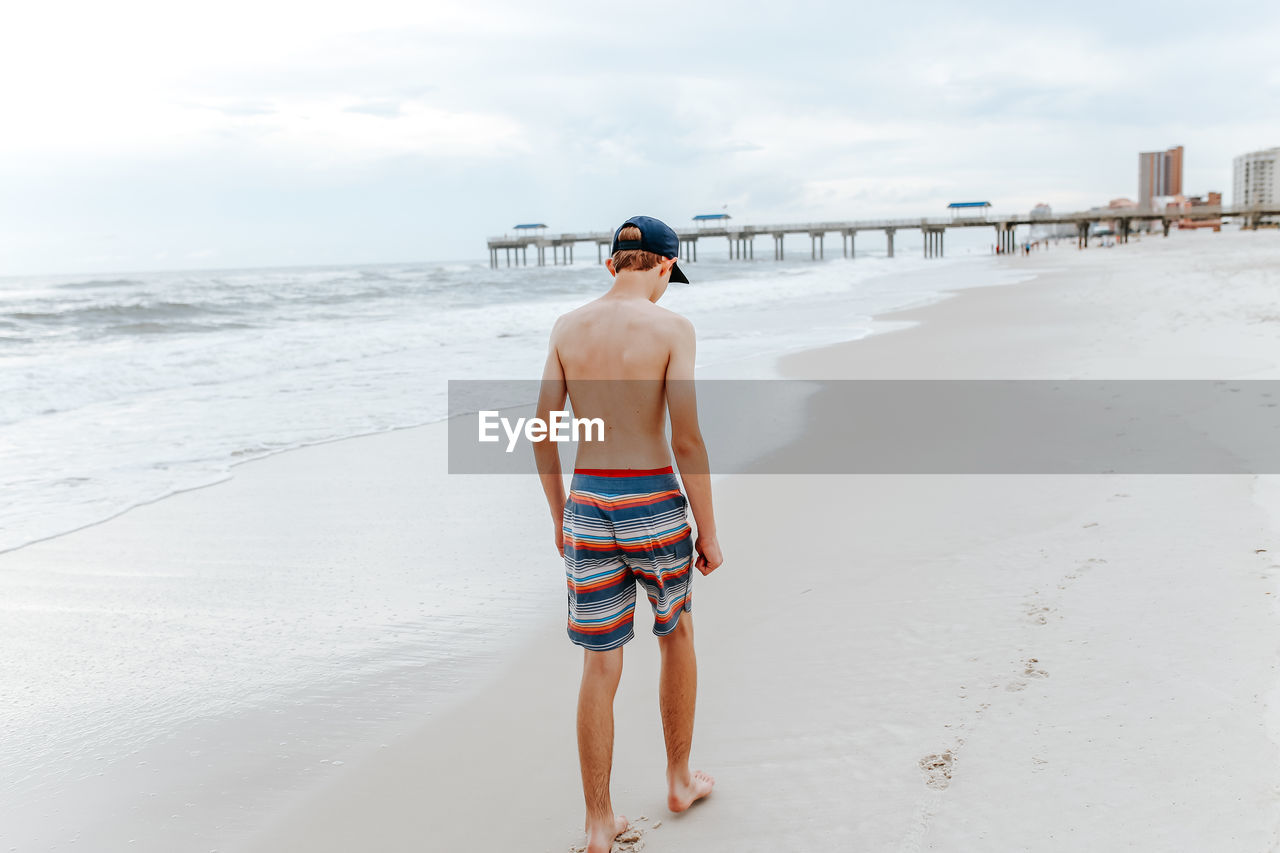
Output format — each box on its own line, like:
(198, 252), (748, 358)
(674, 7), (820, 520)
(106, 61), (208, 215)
(5, 229), (1280, 851)
(242, 231), (1280, 851)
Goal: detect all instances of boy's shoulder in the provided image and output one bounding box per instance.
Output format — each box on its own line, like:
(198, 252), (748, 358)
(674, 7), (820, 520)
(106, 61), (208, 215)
(639, 302), (694, 337)
(648, 301), (693, 324)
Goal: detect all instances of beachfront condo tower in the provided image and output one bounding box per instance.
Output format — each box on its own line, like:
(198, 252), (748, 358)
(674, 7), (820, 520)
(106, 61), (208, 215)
(1233, 147), (1279, 211)
(1138, 145), (1184, 210)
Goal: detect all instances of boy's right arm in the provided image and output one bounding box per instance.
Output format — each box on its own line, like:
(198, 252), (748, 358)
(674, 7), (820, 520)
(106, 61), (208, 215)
(533, 322), (568, 556)
(665, 317), (723, 575)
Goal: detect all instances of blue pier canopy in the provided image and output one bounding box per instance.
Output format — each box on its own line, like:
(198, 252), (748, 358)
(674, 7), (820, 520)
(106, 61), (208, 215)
(947, 202), (991, 209)
(692, 213), (732, 221)
(513, 223), (547, 229)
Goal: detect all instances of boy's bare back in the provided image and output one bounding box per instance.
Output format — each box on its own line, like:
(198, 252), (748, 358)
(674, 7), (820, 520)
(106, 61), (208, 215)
(533, 214), (719, 580)
(549, 297), (693, 470)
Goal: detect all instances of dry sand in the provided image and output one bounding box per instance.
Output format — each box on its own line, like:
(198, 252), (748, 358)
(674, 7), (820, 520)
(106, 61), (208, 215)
(239, 230), (1280, 851)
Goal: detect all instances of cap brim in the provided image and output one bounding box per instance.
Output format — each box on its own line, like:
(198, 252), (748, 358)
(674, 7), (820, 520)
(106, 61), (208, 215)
(669, 261), (690, 284)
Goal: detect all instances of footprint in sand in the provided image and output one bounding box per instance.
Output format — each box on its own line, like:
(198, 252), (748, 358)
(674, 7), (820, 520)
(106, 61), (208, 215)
(1023, 658), (1049, 678)
(919, 751), (954, 790)
(1006, 678), (1028, 692)
(1024, 602), (1051, 624)
(1066, 558), (1106, 584)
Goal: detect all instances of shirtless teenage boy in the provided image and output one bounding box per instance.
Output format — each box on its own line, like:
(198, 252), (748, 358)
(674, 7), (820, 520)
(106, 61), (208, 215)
(532, 215), (724, 853)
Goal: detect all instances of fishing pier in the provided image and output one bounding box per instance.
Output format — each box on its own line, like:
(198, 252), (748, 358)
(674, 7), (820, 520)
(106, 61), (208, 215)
(486, 204), (1279, 268)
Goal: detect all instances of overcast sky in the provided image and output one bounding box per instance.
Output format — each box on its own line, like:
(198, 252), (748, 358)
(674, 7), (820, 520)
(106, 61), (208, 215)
(3, 0), (1278, 275)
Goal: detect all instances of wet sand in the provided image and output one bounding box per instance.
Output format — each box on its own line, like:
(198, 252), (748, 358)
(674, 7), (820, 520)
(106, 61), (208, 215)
(240, 230), (1280, 851)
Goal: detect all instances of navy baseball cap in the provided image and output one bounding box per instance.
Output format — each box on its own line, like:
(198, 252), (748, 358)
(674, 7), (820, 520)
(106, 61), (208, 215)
(611, 215), (690, 283)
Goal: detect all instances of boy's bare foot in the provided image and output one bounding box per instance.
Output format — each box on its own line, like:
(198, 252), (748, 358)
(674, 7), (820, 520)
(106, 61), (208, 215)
(584, 813), (628, 853)
(667, 768), (715, 812)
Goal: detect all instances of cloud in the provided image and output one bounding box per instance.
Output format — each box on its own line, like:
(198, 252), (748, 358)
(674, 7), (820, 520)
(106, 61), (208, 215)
(2, 0), (1279, 274)
(208, 102), (278, 118)
(210, 98), (530, 164)
(344, 101), (406, 118)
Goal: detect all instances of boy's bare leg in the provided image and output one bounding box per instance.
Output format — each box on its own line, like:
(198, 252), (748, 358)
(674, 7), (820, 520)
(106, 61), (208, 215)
(577, 647), (628, 852)
(657, 614), (716, 811)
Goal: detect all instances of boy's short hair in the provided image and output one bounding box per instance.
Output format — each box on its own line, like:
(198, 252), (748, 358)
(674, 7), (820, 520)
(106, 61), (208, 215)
(611, 225), (666, 272)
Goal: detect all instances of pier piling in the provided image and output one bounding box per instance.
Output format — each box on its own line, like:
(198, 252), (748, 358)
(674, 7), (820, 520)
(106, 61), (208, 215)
(487, 203), (1277, 270)
(996, 224), (1017, 254)
(923, 228), (945, 258)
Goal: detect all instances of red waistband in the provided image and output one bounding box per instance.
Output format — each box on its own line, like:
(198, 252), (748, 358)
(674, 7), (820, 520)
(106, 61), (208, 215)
(573, 466), (674, 477)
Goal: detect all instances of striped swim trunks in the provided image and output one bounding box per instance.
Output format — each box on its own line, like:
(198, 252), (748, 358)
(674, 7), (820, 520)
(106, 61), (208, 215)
(563, 466), (694, 652)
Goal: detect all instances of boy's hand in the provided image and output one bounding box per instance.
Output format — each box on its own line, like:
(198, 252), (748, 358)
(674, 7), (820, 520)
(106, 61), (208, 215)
(694, 534), (723, 575)
(553, 518), (565, 558)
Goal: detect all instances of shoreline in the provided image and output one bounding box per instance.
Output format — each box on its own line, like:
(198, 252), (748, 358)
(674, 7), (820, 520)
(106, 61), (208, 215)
(6, 230), (1280, 851)
(2, 252), (996, 558)
(2, 252), (1002, 852)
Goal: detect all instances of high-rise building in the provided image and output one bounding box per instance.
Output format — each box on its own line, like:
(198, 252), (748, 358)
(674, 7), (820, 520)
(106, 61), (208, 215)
(1233, 148), (1279, 209)
(1138, 145), (1183, 209)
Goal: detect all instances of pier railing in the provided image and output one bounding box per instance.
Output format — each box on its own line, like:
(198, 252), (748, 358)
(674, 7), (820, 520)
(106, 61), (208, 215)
(486, 204), (1280, 267)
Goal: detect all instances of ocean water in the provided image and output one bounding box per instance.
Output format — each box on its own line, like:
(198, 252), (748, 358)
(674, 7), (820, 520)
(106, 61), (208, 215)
(0, 240), (1015, 849)
(0, 245), (997, 556)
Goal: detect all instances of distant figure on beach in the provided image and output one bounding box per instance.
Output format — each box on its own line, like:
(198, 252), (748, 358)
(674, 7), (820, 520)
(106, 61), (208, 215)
(533, 215), (724, 852)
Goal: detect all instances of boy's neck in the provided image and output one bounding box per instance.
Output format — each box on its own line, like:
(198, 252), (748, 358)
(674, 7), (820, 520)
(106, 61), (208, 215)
(607, 270), (661, 302)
